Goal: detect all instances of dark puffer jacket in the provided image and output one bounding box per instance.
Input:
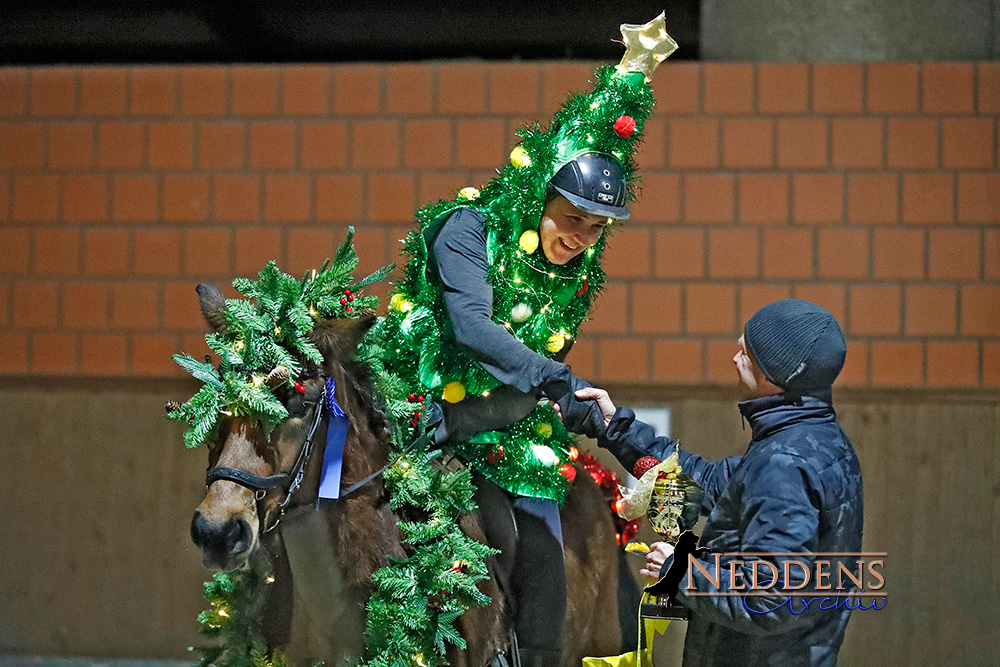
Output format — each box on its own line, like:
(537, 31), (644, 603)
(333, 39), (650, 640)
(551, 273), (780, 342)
(598, 389), (864, 666)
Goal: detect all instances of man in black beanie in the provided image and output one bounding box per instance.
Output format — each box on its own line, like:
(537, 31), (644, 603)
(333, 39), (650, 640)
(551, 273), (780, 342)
(557, 299), (864, 666)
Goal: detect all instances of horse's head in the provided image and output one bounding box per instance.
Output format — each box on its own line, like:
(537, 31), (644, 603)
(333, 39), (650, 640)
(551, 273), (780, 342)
(188, 283), (375, 571)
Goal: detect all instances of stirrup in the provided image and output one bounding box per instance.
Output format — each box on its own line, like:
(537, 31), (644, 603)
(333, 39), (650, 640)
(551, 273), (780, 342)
(488, 628), (519, 667)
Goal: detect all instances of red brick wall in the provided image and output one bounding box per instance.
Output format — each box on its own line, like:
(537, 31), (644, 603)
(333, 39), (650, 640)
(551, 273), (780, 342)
(0, 62), (997, 387)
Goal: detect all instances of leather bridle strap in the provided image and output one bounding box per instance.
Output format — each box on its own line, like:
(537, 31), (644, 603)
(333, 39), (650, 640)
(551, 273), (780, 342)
(205, 394), (325, 502)
(335, 428), (435, 500)
(205, 466), (290, 491)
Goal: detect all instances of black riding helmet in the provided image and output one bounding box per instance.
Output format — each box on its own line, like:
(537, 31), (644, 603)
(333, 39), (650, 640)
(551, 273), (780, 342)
(548, 152), (630, 220)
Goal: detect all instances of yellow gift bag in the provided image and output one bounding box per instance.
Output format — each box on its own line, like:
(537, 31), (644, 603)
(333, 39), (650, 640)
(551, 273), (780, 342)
(582, 593), (670, 667)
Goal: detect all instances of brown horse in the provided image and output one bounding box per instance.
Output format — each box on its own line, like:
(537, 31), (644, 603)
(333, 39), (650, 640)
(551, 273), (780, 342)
(187, 283), (633, 667)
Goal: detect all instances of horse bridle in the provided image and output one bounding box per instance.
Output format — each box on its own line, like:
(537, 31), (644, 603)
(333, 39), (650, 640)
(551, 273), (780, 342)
(204, 375), (413, 534)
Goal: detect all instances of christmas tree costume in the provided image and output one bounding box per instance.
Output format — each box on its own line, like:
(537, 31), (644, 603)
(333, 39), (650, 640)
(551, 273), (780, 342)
(363, 14), (677, 666)
(167, 15), (678, 667)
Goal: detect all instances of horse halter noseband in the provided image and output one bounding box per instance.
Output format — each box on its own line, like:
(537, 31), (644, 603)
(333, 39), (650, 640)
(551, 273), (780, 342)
(205, 389), (326, 533)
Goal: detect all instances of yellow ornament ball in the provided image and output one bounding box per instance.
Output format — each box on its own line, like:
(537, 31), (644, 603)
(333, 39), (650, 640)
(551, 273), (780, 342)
(442, 381), (467, 403)
(457, 186), (480, 201)
(535, 422), (553, 439)
(510, 146), (532, 168)
(546, 332), (566, 353)
(518, 229), (539, 254)
(389, 293), (413, 313)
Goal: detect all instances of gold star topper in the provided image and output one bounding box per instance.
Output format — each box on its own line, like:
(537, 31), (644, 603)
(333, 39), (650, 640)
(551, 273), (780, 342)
(617, 12), (679, 80)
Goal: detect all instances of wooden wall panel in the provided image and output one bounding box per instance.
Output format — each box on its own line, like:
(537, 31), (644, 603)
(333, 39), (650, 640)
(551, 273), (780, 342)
(1, 381), (997, 665)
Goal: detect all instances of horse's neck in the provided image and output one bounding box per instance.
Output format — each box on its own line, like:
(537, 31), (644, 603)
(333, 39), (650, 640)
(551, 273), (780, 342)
(274, 363), (402, 663)
(277, 505), (367, 663)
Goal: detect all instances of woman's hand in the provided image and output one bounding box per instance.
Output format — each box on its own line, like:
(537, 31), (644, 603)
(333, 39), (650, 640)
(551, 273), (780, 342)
(552, 387), (616, 426)
(639, 542), (675, 582)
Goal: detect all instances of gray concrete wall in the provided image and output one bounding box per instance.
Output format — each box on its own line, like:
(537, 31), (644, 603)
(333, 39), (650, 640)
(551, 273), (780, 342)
(701, 0), (999, 60)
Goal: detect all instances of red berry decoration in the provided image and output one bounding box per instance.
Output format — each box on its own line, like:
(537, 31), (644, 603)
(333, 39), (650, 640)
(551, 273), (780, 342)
(340, 297), (348, 305)
(344, 289), (352, 297)
(346, 306), (353, 313)
(416, 395), (424, 403)
(486, 446), (504, 465)
(347, 294), (354, 302)
(633, 455), (661, 479)
(293, 381), (306, 394)
(408, 393), (416, 402)
(574, 277), (588, 297)
(613, 115), (636, 138)
(559, 463), (577, 483)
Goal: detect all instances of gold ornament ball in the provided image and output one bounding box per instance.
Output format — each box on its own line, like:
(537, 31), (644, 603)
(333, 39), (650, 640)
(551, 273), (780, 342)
(457, 186), (480, 201)
(518, 229), (539, 254)
(546, 332), (566, 353)
(442, 381), (467, 403)
(510, 146), (532, 168)
(389, 293), (413, 313)
(535, 422), (553, 439)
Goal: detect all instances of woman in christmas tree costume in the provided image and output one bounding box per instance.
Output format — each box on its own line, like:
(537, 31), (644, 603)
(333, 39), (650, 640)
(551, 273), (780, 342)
(364, 15), (677, 666)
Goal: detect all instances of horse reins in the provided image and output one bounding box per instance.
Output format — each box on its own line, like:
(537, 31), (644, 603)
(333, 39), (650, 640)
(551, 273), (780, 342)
(204, 375), (430, 534)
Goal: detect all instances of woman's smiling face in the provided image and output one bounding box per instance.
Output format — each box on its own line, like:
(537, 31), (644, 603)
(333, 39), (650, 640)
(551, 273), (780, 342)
(538, 194), (611, 265)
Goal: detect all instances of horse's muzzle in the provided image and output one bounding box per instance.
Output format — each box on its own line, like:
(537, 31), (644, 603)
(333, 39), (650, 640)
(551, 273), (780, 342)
(191, 510), (254, 570)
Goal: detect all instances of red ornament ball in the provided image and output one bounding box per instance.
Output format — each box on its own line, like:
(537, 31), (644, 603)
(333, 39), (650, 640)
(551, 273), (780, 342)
(633, 455), (661, 479)
(344, 289), (352, 297)
(346, 307), (353, 313)
(614, 115), (637, 138)
(623, 519), (640, 541)
(559, 463), (577, 483)
(408, 393), (416, 402)
(486, 446), (505, 465)
(340, 297), (348, 305)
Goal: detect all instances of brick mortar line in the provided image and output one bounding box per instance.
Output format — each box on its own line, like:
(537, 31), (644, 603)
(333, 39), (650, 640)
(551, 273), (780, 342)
(16, 107), (1000, 121)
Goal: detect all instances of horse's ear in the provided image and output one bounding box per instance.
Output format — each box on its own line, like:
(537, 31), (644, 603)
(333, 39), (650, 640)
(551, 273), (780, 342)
(196, 284), (228, 333)
(310, 316), (377, 363)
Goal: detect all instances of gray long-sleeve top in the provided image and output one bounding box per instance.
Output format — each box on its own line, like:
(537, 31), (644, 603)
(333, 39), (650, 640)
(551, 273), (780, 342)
(429, 207), (575, 441)
(431, 207), (569, 394)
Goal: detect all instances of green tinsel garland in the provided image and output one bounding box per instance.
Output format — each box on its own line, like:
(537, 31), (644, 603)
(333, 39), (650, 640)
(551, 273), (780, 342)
(363, 64), (656, 504)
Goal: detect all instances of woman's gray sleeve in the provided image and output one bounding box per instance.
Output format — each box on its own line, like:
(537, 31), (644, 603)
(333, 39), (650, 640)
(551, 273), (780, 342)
(432, 208), (567, 395)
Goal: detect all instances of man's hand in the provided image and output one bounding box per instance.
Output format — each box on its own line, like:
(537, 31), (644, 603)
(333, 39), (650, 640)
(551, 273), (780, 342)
(553, 386), (617, 427)
(639, 542), (674, 582)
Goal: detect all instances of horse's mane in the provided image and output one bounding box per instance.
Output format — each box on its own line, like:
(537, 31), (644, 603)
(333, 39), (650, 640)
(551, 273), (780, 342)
(304, 317), (401, 595)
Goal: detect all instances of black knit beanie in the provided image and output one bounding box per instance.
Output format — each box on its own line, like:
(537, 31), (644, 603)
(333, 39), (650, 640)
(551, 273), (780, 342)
(744, 299), (847, 392)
